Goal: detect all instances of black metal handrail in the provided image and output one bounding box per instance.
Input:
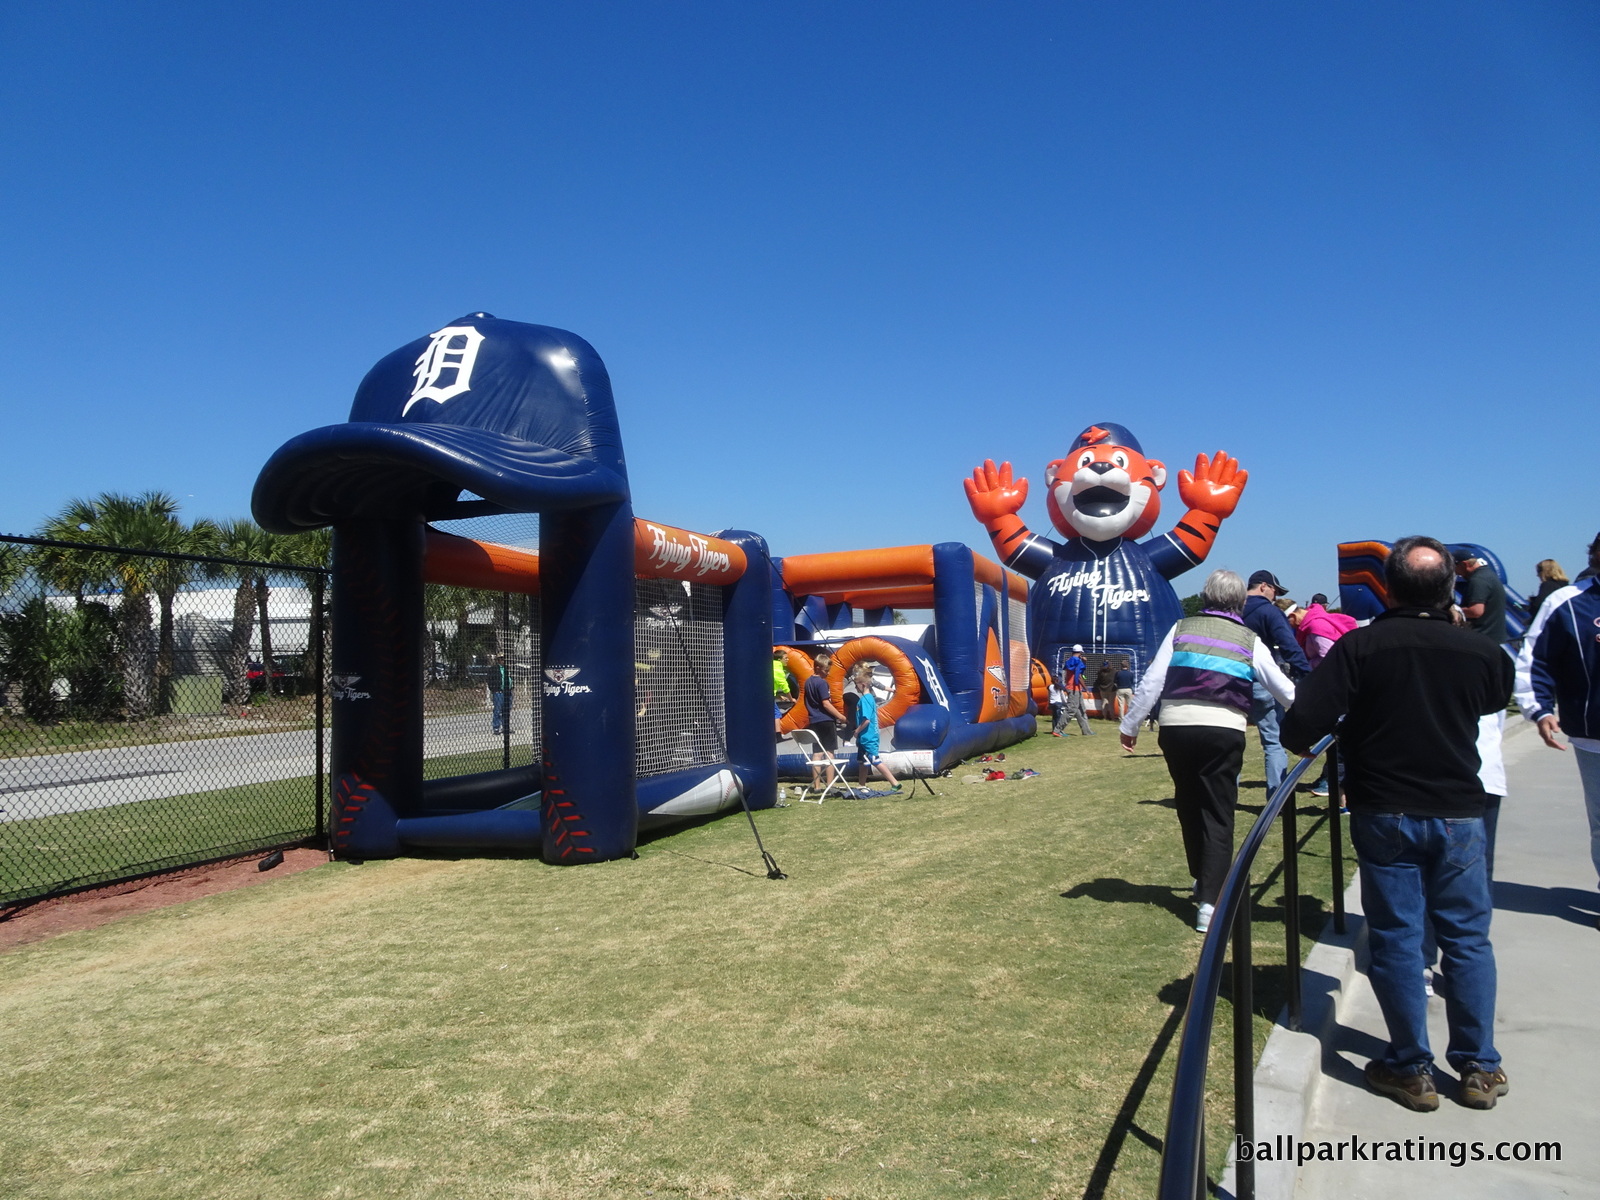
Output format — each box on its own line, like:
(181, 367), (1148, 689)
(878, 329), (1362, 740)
(1156, 734), (1344, 1200)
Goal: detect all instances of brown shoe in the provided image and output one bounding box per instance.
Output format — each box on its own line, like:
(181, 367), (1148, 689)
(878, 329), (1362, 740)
(1459, 1065), (1509, 1110)
(1364, 1060), (1439, 1111)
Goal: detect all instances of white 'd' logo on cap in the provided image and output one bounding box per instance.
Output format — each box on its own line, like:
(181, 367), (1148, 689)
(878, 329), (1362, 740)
(403, 325), (485, 415)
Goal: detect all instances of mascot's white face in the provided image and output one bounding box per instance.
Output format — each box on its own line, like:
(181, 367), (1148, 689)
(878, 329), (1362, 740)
(1045, 439), (1167, 543)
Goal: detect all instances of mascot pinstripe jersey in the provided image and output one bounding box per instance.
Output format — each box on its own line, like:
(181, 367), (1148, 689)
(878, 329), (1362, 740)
(964, 422), (1248, 676)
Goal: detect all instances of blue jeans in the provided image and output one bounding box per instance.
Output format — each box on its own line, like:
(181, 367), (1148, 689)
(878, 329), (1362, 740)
(1577, 747), (1600, 888)
(1351, 811), (1499, 1075)
(491, 689), (513, 734)
(1249, 682), (1287, 793)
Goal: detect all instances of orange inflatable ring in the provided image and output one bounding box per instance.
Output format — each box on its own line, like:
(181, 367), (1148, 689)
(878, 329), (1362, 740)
(776, 647), (816, 734)
(1030, 657), (1052, 709)
(826, 636), (922, 728)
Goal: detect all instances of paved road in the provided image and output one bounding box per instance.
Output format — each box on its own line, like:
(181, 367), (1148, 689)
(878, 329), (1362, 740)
(1293, 720), (1600, 1199)
(0, 709), (534, 822)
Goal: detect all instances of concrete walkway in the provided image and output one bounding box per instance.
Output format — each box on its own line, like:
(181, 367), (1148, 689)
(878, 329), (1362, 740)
(1290, 720), (1600, 1198)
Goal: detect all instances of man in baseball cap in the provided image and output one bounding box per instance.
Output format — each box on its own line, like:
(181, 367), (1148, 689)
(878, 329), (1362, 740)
(1059, 644), (1093, 736)
(1248, 569), (1289, 597)
(1243, 569), (1312, 791)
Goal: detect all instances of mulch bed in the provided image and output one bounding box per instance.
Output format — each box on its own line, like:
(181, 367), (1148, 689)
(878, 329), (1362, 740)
(0, 847), (328, 952)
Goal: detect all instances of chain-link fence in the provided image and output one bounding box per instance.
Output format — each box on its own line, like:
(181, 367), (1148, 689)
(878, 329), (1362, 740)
(0, 534), (332, 907)
(2, 516), (749, 904)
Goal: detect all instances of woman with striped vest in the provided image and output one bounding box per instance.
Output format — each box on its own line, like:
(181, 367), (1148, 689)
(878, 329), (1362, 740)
(1120, 569), (1296, 932)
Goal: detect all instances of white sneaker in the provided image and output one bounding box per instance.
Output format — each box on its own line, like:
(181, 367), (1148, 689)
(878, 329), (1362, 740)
(1196, 903), (1215, 933)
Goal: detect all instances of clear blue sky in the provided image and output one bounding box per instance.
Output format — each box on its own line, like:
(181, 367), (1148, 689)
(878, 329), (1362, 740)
(3, 1), (1596, 601)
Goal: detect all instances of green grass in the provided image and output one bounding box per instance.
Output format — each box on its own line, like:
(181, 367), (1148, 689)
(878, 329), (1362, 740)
(0, 777), (317, 903)
(1, 747), (536, 904)
(0, 722), (1338, 1199)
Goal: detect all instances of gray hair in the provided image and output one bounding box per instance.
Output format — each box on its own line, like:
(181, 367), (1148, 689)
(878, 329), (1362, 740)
(1199, 569), (1246, 614)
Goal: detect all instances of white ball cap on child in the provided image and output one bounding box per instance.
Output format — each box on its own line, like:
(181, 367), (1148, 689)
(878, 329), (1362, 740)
(1072, 644), (1084, 652)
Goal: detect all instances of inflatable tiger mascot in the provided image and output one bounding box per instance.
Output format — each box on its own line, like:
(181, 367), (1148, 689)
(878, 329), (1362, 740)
(964, 421), (1248, 680)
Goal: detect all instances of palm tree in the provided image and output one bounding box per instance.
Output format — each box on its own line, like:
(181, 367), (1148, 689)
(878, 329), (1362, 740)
(0, 597), (70, 722)
(425, 583), (479, 685)
(197, 518), (272, 713)
(33, 497), (104, 607)
(36, 492), (189, 720)
(277, 528), (333, 696)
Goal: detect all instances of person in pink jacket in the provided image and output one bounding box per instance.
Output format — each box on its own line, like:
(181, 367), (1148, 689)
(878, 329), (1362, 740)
(1289, 596), (1358, 795)
(1293, 596), (1359, 668)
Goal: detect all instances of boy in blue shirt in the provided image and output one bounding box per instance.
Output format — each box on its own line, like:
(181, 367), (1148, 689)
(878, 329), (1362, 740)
(851, 663), (902, 791)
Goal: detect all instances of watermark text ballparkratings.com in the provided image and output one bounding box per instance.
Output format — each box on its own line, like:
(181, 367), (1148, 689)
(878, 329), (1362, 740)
(1238, 1134), (1560, 1169)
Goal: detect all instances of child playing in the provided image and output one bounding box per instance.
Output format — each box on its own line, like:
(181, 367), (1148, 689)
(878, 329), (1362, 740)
(1047, 677), (1067, 736)
(851, 662), (902, 791)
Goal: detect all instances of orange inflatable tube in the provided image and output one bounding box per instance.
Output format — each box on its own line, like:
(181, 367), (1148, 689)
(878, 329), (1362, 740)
(424, 519), (747, 593)
(424, 530), (542, 594)
(780, 544), (1028, 604)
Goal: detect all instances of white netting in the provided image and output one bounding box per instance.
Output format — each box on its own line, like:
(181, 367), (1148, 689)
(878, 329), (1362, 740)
(419, 586), (539, 780)
(422, 516), (541, 780)
(428, 511), (539, 552)
(1007, 593), (1029, 692)
(634, 578), (727, 778)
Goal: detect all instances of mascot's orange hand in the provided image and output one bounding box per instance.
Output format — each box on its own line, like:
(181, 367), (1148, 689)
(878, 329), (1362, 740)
(964, 459), (1029, 523)
(1177, 451), (1248, 519)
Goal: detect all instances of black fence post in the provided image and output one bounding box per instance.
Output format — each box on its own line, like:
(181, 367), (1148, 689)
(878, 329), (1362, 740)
(500, 591), (512, 771)
(1328, 741), (1346, 934)
(1282, 794), (1302, 1032)
(1233, 888), (1255, 1200)
(312, 571), (327, 852)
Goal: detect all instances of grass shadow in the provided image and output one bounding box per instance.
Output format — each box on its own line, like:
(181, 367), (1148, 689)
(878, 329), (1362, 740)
(1061, 877), (1192, 923)
(1080, 976), (1191, 1200)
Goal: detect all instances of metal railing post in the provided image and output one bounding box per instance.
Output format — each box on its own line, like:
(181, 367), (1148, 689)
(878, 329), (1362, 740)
(1232, 882), (1255, 1200)
(1328, 741), (1346, 934)
(1282, 793), (1302, 1031)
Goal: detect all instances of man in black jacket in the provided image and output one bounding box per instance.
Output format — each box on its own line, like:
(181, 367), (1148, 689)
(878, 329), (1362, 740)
(1244, 570), (1312, 792)
(1282, 536), (1514, 1113)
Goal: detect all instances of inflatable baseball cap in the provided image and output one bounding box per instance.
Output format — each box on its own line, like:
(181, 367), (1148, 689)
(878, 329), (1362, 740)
(252, 314), (629, 532)
(1068, 422), (1144, 455)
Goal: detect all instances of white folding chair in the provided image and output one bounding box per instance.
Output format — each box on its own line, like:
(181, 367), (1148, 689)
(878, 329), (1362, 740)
(789, 727), (853, 804)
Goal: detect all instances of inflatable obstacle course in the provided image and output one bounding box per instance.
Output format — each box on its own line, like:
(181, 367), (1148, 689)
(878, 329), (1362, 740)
(1337, 540), (1531, 640)
(771, 543), (1038, 777)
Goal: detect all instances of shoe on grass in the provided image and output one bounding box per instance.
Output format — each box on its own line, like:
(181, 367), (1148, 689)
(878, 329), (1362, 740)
(1364, 1060), (1439, 1112)
(1311, 783), (1330, 798)
(1459, 1065), (1509, 1110)
(1195, 902), (1215, 933)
